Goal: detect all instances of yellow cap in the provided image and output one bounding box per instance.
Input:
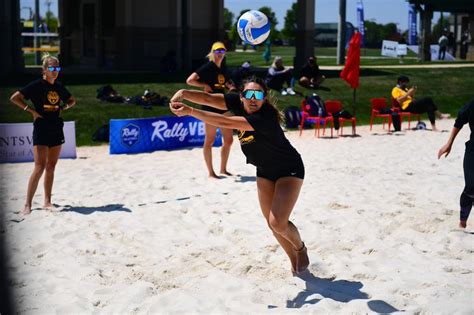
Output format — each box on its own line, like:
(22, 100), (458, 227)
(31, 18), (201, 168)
(211, 41), (226, 51)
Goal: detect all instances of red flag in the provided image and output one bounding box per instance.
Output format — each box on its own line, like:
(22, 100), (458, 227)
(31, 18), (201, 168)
(340, 32), (361, 89)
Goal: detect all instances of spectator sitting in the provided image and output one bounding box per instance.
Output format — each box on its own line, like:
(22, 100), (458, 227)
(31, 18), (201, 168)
(266, 56), (296, 96)
(391, 75), (450, 132)
(298, 56), (326, 89)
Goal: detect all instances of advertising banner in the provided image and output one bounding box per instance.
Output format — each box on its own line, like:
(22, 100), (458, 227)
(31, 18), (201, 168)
(356, 0), (365, 47)
(408, 4), (417, 45)
(109, 116), (222, 155)
(381, 40), (399, 57)
(0, 121), (77, 163)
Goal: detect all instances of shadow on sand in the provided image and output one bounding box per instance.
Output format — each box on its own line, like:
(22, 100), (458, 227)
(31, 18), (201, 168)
(62, 204), (132, 215)
(283, 271), (399, 313)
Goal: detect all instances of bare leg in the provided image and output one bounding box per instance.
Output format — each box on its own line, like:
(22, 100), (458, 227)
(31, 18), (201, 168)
(203, 123), (219, 179)
(268, 176), (309, 273)
(219, 127), (234, 175)
(23, 145), (48, 215)
(43, 145), (62, 208)
(257, 177), (298, 272)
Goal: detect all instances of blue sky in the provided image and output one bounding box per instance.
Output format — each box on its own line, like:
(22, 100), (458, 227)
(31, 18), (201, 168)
(20, 0), (442, 32)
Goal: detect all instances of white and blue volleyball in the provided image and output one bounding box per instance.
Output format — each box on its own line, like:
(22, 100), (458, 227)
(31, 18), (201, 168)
(237, 10), (271, 45)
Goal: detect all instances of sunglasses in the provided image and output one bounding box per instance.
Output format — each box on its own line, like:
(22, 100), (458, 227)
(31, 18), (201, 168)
(213, 49), (226, 54)
(242, 90), (265, 100)
(47, 66), (61, 72)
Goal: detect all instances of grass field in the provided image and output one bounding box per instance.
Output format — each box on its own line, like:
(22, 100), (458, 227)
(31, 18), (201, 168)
(3, 49), (473, 146)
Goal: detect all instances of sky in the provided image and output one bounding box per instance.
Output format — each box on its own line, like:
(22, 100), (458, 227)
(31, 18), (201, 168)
(20, 0), (442, 32)
(225, 0), (442, 32)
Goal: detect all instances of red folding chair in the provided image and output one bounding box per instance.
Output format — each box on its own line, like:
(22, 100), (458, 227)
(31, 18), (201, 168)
(325, 100), (356, 136)
(370, 97), (392, 132)
(391, 97), (421, 130)
(299, 99), (334, 138)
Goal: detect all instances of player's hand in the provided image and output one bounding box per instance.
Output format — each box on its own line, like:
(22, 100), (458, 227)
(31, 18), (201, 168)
(32, 111), (43, 121)
(169, 101), (191, 117)
(170, 89), (184, 102)
(438, 144), (451, 159)
(204, 85), (213, 93)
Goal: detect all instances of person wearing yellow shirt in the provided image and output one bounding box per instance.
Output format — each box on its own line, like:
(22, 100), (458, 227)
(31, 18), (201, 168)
(391, 75), (449, 131)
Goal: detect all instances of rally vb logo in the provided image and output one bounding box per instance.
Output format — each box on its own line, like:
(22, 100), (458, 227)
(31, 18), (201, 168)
(121, 123), (140, 147)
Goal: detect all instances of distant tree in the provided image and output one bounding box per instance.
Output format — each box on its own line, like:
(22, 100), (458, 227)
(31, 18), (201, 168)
(228, 9), (250, 45)
(223, 8), (234, 31)
(45, 10), (58, 33)
(224, 7), (235, 44)
(281, 2), (297, 41)
(364, 21), (401, 47)
(432, 15), (450, 41)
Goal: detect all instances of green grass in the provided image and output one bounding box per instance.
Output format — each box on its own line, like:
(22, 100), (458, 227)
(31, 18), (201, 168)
(226, 46), (468, 67)
(1, 64), (473, 146)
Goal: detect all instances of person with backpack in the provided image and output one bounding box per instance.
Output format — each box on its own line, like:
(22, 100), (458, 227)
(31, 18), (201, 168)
(170, 76), (310, 275)
(9, 54), (76, 215)
(438, 99), (474, 229)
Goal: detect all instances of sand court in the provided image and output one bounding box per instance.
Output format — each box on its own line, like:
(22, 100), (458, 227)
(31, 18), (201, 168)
(2, 119), (473, 313)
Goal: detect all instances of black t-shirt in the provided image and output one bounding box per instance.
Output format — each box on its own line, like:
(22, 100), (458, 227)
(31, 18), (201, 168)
(224, 93), (301, 167)
(454, 99), (474, 143)
(20, 79), (71, 120)
(300, 64), (321, 79)
(195, 61), (228, 93)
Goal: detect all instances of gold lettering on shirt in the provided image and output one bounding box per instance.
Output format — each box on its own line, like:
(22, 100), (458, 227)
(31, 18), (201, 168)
(43, 104), (60, 111)
(238, 130), (255, 145)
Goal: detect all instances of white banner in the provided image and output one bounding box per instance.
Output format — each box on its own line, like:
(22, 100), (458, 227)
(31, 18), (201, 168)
(396, 44), (408, 56)
(406, 45), (455, 61)
(0, 121), (77, 163)
(381, 40), (399, 57)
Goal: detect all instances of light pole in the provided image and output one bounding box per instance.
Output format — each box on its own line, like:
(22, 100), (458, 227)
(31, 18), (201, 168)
(34, 0), (41, 65)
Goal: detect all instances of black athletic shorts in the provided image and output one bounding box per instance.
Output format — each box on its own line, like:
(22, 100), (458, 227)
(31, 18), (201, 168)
(256, 159), (305, 182)
(464, 141), (474, 196)
(201, 105), (228, 114)
(33, 117), (65, 147)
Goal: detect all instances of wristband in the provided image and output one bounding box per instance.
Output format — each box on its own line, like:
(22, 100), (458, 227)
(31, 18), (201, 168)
(23, 105), (29, 111)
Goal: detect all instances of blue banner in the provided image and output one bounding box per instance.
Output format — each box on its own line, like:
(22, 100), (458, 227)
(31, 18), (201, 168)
(109, 116), (222, 154)
(408, 4), (417, 45)
(356, 0), (365, 47)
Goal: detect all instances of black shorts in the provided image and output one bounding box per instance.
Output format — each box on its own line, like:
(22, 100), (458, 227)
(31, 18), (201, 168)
(256, 159), (305, 182)
(201, 105), (228, 114)
(464, 141), (474, 196)
(33, 117), (65, 147)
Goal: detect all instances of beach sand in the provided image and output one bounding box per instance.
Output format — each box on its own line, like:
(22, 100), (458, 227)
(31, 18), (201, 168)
(2, 119), (473, 314)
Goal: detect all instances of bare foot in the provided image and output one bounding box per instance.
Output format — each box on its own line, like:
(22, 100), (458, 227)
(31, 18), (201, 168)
(208, 173), (221, 179)
(431, 126), (439, 132)
(459, 220), (467, 228)
(43, 202), (61, 212)
(21, 205), (32, 216)
(220, 171), (233, 176)
(295, 242), (310, 274)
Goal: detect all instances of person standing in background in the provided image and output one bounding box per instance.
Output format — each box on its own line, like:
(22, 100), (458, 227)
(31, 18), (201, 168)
(186, 42), (234, 178)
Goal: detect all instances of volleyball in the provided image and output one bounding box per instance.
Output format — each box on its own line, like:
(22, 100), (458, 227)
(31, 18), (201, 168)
(237, 10), (271, 45)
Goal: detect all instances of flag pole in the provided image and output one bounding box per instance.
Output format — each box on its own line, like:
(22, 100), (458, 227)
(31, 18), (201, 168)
(352, 88), (356, 117)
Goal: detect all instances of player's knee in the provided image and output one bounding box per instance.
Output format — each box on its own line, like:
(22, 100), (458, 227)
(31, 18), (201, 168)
(268, 215), (288, 234)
